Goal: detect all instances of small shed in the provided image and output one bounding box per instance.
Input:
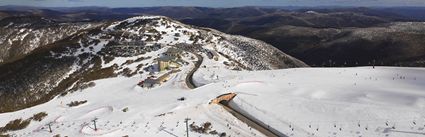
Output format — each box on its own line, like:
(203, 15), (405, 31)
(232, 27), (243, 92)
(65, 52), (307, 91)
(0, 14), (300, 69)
(141, 78), (158, 88)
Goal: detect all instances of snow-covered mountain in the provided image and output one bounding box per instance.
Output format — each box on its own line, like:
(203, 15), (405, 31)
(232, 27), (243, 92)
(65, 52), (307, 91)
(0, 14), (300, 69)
(0, 15), (425, 137)
(0, 16), (101, 64)
(0, 16), (306, 113)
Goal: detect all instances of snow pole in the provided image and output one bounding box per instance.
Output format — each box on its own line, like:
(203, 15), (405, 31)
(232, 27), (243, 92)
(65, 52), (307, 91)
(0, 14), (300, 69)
(316, 124), (319, 131)
(93, 118), (98, 131)
(185, 117), (191, 137)
(47, 122), (52, 133)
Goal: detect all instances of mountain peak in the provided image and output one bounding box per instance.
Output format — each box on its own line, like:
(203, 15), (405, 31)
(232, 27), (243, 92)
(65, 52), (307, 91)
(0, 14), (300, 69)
(0, 15), (307, 114)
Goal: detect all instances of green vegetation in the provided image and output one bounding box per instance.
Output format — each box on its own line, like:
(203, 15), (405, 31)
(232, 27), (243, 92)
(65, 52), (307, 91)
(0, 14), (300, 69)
(0, 118), (31, 133)
(67, 100), (88, 107)
(189, 121), (226, 136)
(0, 111), (49, 135)
(31, 112), (48, 122)
(122, 107), (129, 112)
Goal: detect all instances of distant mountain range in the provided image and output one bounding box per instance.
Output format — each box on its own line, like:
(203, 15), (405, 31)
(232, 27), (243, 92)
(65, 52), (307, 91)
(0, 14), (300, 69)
(2, 6), (425, 21)
(1, 6), (425, 66)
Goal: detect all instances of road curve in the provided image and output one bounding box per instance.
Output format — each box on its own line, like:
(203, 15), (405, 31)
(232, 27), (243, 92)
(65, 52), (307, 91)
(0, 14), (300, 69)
(186, 53), (203, 89)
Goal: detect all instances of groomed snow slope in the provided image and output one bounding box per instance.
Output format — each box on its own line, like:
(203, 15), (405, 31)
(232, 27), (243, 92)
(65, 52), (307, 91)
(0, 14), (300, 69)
(1, 67), (425, 137)
(195, 66), (425, 137)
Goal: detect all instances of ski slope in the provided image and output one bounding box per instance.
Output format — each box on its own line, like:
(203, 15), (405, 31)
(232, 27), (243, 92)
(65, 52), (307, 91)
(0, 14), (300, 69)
(195, 66), (425, 137)
(1, 67), (425, 137)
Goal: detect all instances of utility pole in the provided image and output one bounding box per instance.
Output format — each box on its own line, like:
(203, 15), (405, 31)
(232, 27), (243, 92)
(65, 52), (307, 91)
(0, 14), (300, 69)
(185, 118), (191, 137)
(92, 118), (98, 131)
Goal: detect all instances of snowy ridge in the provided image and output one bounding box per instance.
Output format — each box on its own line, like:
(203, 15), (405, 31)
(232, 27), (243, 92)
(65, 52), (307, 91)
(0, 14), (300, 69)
(0, 15), (314, 137)
(0, 20), (100, 64)
(100, 16), (307, 70)
(1, 15), (306, 114)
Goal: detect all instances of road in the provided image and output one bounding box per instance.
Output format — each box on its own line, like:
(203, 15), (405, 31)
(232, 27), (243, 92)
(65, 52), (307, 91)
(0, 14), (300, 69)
(185, 53), (203, 89)
(219, 102), (287, 137)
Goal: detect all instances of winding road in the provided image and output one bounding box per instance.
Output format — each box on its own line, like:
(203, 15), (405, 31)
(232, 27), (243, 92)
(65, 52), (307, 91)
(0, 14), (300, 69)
(185, 53), (203, 89)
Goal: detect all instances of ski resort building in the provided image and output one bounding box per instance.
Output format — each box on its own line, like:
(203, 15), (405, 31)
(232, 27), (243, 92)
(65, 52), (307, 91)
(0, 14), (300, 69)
(158, 56), (181, 72)
(138, 70), (181, 88)
(205, 49), (219, 61)
(157, 48), (183, 71)
(138, 78), (158, 88)
(163, 47), (182, 57)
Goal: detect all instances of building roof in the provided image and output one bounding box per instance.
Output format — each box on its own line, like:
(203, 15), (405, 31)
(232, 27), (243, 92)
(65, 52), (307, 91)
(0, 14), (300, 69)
(163, 48), (182, 56)
(157, 56), (177, 62)
(144, 78), (157, 84)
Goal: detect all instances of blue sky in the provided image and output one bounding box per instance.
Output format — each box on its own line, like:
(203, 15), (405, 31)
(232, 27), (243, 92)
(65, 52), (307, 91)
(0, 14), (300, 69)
(1, 0), (425, 7)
